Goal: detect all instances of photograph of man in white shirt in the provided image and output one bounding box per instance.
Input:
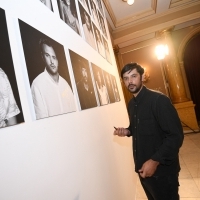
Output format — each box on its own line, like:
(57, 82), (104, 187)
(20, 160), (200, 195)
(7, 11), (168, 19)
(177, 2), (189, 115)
(31, 38), (76, 119)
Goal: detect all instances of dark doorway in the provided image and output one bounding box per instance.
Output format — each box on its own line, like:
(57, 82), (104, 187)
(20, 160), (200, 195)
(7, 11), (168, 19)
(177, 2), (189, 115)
(183, 33), (200, 121)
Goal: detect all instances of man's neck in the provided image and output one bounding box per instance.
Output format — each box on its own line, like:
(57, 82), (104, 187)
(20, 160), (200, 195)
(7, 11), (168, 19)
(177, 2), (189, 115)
(133, 85), (143, 97)
(47, 71), (59, 83)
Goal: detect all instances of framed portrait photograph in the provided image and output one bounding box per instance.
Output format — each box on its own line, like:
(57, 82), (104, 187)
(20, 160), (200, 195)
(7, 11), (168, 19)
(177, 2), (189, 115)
(79, 2), (96, 50)
(19, 20), (76, 120)
(69, 49), (97, 110)
(93, 24), (105, 57)
(0, 8), (24, 128)
(102, 70), (115, 103)
(57, 0), (81, 35)
(110, 75), (120, 102)
(91, 63), (109, 106)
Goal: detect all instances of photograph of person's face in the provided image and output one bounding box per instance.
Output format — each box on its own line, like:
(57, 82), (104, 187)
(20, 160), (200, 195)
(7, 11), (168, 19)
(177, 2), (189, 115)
(41, 44), (59, 76)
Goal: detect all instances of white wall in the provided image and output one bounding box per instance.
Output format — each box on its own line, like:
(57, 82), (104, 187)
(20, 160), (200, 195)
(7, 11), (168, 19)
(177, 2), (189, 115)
(0, 1), (137, 199)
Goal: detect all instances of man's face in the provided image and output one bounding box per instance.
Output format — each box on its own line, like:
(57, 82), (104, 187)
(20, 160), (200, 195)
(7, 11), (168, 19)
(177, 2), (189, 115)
(42, 44), (58, 76)
(81, 67), (88, 83)
(122, 68), (143, 95)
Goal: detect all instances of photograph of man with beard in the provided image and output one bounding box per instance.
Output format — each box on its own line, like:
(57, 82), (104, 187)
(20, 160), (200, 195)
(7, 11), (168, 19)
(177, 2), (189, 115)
(69, 50), (97, 110)
(31, 38), (76, 119)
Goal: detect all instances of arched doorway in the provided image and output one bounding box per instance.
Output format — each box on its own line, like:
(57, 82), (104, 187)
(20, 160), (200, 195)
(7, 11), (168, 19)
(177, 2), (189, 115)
(183, 33), (200, 121)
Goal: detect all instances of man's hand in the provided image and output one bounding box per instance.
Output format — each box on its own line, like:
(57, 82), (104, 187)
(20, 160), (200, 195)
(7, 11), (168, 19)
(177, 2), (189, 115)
(113, 127), (130, 137)
(138, 159), (159, 178)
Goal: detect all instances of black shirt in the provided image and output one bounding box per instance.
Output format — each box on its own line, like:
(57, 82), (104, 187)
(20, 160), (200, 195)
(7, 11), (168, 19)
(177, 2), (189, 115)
(127, 86), (184, 176)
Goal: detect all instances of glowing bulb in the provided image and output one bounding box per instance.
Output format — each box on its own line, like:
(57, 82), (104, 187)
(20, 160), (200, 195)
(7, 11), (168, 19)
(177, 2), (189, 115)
(155, 45), (166, 60)
(127, 0), (134, 5)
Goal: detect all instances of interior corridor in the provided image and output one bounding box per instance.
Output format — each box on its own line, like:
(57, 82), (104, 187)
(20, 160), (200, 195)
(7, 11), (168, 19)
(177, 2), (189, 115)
(136, 132), (200, 200)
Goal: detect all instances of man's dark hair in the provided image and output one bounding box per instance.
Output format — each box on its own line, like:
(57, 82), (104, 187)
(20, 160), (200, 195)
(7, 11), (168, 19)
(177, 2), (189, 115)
(121, 63), (144, 78)
(39, 38), (54, 54)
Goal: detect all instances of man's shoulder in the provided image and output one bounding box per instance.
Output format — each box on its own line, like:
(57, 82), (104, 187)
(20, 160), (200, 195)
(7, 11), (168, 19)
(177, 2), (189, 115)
(31, 72), (45, 87)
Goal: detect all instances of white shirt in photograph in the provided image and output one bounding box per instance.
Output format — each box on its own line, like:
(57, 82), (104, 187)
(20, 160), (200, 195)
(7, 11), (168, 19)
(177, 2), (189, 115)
(31, 69), (76, 119)
(0, 68), (20, 128)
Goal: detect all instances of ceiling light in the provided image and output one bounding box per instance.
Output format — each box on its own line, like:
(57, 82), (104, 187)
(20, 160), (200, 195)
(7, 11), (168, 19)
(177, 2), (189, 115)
(122, 0), (134, 6)
(127, 0), (134, 5)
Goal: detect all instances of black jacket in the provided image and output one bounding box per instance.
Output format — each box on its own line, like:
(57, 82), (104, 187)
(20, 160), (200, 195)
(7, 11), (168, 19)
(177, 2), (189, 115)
(127, 86), (184, 176)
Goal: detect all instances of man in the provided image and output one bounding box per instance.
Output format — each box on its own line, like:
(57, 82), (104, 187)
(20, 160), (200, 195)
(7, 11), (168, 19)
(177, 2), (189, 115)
(82, 10), (96, 49)
(114, 63), (184, 200)
(76, 61), (97, 110)
(31, 38), (76, 119)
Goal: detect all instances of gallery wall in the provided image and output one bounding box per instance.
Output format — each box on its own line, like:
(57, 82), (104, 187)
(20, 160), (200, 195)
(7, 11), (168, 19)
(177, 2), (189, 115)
(0, 0), (137, 200)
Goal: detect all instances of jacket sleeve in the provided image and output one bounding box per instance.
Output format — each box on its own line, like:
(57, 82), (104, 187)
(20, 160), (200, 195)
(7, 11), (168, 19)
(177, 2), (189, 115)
(151, 95), (184, 165)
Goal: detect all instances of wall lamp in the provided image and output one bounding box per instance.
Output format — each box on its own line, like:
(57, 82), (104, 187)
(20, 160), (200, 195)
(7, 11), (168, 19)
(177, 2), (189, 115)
(155, 44), (169, 60)
(122, 0), (134, 6)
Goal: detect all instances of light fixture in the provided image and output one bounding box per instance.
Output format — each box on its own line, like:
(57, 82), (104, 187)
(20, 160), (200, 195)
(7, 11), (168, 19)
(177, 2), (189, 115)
(155, 44), (169, 60)
(122, 0), (134, 6)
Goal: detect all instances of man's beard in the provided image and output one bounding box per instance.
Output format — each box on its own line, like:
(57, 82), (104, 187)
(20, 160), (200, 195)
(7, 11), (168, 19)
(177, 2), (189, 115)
(128, 83), (142, 94)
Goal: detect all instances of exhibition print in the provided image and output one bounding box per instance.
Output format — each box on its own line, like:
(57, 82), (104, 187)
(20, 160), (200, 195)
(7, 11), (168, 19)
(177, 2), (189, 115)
(110, 75), (120, 102)
(69, 50), (97, 110)
(57, 0), (81, 35)
(91, 63), (109, 106)
(0, 8), (24, 128)
(102, 37), (111, 63)
(93, 24), (105, 57)
(103, 70), (115, 103)
(79, 2), (96, 50)
(19, 20), (76, 120)
(39, 0), (53, 11)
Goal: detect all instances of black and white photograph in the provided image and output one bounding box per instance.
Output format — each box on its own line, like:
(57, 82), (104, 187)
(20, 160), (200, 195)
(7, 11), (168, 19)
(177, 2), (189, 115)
(79, 2), (96, 50)
(96, 0), (103, 15)
(110, 75), (120, 102)
(103, 71), (115, 103)
(57, 0), (81, 35)
(93, 24), (105, 57)
(103, 37), (111, 63)
(89, 0), (100, 28)
(0, 8), (24, 128)
(98, 12), (107, 38)
(19, 20), (76, 120)
(79, 0), (91, 15)
(91, 63), (109, 106)
(39, 0), (53, 11)
(69, 50), (97, 110)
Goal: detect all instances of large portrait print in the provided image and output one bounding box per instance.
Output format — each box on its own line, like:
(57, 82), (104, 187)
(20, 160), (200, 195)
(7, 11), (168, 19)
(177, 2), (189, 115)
(91, 63), (109, 106)
(0, 8), (24, 128)
(19, 20), (76, 120)
(69, 50), (97, 110)
(57, 0), (81, 35)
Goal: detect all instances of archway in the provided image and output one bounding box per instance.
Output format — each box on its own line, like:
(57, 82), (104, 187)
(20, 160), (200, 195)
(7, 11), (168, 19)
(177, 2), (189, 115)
(183, 33), (200, 121)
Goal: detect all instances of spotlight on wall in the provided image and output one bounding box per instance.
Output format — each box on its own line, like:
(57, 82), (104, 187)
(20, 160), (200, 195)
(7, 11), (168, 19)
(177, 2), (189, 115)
(122, 0), (134, 6)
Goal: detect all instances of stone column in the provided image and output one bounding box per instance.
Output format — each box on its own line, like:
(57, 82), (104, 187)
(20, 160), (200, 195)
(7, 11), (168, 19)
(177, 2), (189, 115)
(162, 31), (189, 104)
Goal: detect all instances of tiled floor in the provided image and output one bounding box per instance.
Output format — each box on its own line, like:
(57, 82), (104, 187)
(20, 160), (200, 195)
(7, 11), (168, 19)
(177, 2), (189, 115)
(136, 132), (200, 200)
